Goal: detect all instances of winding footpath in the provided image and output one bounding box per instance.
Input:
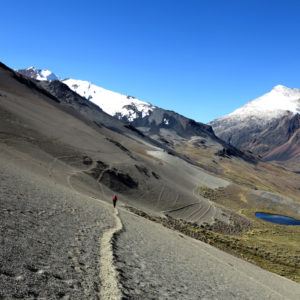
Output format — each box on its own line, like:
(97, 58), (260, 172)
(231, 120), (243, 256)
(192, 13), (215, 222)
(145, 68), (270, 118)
(64, 161), (124, 298)
(59, 159), (300, 299)
(99, 208), (123, 300)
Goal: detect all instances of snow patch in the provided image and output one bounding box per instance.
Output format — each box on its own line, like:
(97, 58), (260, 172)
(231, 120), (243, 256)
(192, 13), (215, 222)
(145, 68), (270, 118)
(19, 67), (60, 81)
(63, 78), (155, 121)
(216, 85), (300, 125)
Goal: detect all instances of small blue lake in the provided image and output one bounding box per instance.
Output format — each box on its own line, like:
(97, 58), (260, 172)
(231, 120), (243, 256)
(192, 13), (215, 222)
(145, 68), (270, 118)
(255, 212), (300, 225)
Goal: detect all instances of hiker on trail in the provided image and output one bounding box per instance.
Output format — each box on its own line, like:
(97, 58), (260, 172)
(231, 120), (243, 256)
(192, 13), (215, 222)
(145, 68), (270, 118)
(112, 195), (118, 208)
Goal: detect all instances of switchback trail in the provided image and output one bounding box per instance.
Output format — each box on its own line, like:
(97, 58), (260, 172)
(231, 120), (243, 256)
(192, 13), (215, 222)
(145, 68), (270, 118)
(99, 208), (123, 300)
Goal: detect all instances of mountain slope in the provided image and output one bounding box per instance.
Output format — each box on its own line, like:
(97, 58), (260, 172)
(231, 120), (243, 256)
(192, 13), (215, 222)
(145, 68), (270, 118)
(2, 62), (300, 287)
(14, 64), (300, 212)
(264, 122), (300, 161)
(5, 62), (232, 225)
(61, 79), (217, 144)
(61, 78), (216, 142)
(17, 68), (256, 165)
(210, 85), (300, 163)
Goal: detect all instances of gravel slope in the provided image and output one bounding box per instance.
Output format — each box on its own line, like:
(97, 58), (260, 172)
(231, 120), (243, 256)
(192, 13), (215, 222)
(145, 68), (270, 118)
(2, 149), (299, 299)
(0, 152), (116, 299)
(115, 209), (300, 300)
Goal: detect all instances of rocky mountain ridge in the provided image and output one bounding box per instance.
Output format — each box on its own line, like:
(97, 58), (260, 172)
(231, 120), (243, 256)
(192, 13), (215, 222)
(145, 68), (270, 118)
(17, 67), (255, 163)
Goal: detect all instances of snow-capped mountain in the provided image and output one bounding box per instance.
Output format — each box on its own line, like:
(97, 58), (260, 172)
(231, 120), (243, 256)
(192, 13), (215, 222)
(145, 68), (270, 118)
(16, 67), (240, 155)
(210, 85), (300, 160)
(223, 85), (300, 121)
(53, 78), (217, 147)
(62, 78), (155, 122)
(16, 67), (59, 81)
(16, 67), (156, 123)
(16, 68), (217, 143)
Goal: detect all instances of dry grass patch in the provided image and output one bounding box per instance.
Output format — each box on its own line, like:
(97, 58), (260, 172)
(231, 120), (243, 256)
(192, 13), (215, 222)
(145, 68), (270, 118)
(174, 143), (300, 202)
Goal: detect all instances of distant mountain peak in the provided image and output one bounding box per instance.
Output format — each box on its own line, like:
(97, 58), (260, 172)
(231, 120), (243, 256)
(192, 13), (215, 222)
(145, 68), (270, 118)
(210, 84), (300, 161)
(17, 67), (59, 81)
(227, 85), (300, 120)
(271, 84), (300, 97)
(272, 84), (288, 91)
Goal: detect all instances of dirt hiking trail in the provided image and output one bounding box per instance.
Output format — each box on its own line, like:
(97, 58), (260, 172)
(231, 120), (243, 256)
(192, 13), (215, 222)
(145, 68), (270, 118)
(99, 208), (123, 300)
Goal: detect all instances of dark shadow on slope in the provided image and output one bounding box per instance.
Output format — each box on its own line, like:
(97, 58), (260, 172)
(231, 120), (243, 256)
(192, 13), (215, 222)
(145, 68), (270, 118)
(100, 169), (138, 192)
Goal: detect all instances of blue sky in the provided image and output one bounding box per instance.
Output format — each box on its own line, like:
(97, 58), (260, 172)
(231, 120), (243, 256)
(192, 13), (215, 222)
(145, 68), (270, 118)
(1, 0), (300, 123)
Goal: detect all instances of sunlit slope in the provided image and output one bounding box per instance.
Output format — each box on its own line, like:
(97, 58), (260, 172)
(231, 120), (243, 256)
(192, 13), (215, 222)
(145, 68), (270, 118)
(0, 62), (230, 225)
